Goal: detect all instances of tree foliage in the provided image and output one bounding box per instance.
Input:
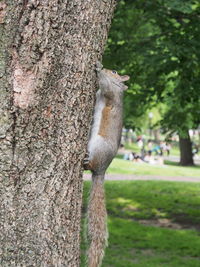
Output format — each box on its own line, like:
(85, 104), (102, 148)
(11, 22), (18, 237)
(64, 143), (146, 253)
(104, 0), (200, 135)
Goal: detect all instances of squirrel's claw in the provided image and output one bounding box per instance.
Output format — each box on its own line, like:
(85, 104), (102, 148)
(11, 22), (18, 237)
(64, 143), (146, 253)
(96, 61), (103, 72)
(83, 152), (91, 170)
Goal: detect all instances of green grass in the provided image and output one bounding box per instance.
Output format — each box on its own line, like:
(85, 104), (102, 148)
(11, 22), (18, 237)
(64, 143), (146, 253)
(107, 158), (200, 178)
(170, 146), (180, 156)
(81, 181), (200, 267)
(124, 142), (141, 153)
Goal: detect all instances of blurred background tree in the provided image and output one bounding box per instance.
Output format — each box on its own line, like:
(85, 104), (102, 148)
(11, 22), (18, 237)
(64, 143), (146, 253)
(103, 0), (200, 166)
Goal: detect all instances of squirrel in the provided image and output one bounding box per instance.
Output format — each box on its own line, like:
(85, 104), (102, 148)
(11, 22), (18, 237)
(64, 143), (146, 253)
(84, 61), (129, 267)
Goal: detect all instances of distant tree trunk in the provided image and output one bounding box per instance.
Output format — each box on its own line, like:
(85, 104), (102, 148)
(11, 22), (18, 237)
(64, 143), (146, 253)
(153, 129), (160, 143)
(179, 130), (194, 166)
(0, 1), (116, 266)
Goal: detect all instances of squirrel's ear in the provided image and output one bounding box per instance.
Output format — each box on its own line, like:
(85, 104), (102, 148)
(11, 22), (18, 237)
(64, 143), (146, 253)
(120, 75), (130, 81)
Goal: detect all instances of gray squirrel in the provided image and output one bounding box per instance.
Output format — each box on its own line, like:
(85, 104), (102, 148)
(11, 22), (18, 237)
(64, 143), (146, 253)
(84, 62), (129, 267)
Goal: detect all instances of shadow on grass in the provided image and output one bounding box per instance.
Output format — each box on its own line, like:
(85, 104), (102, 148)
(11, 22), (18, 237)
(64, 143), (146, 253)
(103, 217), (200, 267)
(81, 180), (200, 267)
(164, 160), (200, 169)
(115, 154), (124, 159)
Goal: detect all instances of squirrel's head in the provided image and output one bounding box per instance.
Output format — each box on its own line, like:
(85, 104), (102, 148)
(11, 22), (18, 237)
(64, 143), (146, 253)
(96, 61), (130, 91)
(103, 69), (130, 90)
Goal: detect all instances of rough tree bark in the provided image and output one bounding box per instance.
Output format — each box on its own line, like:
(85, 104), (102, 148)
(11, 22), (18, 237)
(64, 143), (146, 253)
(0, 1), (116, 266)
(179, 131), (194, 166)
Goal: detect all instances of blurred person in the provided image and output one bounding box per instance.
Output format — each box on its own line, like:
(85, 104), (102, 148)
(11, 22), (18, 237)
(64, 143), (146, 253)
(165, 143), (171, 156)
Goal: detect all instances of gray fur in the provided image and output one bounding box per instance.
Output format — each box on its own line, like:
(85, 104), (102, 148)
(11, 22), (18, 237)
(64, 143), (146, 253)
(84, 62), (129, 267)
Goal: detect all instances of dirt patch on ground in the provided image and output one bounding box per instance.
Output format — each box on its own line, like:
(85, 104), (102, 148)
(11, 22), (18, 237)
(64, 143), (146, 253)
(140, 249), (155, 256)
(84, 173), (200, 183)
(138, 218), (200, 231)
(172, 213), (200, 231)
(139, 218), (183, 229)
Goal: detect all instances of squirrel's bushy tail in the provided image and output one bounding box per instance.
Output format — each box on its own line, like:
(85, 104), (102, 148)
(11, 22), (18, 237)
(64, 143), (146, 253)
(86, 174), (108, 267)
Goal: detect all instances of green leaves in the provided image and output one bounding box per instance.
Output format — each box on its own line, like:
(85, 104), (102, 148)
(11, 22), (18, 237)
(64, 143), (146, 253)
(163, 0), (196, 14)
(104, 0), (200, 133)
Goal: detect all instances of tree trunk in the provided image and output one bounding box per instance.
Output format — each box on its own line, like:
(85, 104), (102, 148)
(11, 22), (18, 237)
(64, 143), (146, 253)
(0, 1), (116, 266)
(179, 131), (194, 166)
(153, 129), (160, 143)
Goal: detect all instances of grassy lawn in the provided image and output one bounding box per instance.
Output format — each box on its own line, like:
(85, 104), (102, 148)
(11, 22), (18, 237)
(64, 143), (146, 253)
(107, 158), (200, 178)
(81, 181), (200, 267)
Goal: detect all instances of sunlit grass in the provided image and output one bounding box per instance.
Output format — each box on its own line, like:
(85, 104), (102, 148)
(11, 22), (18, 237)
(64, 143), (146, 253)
(107, 158), (200, 178)
(81, 181), (200, 267)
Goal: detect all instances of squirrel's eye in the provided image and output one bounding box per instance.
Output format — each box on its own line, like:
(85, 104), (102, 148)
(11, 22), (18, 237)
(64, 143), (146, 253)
(112, 70), (117, 74)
